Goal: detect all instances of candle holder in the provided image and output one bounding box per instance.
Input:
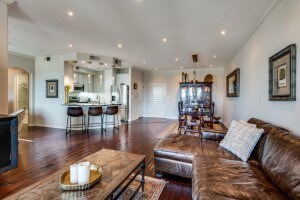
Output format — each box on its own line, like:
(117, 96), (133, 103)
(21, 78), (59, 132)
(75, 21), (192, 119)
(60, 164), (102, 191)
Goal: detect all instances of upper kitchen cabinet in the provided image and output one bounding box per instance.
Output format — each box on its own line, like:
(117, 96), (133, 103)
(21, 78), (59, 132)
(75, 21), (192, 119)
(83, 74), (93, 93)
(77, 73), (84, 85)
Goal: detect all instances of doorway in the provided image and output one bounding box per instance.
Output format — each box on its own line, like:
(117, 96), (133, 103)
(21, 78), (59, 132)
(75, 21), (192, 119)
(8, 68), (29, 125)
(149, 82), (166, 118)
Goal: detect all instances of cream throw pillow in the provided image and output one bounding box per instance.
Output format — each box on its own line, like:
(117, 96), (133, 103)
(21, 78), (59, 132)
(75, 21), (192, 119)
(220, 120), (264, 161)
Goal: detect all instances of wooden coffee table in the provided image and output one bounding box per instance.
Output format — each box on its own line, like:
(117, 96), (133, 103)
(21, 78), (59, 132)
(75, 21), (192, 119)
(5, 149), (146, 200)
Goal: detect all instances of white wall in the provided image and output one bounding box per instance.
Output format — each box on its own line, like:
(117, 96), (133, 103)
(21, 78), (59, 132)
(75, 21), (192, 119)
(144, 68), (224, 119)
(8, 54), (35, 74)
(34, 54), (76, 128)
(223, 0), (300, 135)
(129, 67), (144, 121)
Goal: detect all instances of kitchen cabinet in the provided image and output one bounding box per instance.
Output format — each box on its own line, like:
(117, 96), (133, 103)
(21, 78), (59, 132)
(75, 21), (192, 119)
(77, 73), (84, 85)
(83, 74), (93, 92)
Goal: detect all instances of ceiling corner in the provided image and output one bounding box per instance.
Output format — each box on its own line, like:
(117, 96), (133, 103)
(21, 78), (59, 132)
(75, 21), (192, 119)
(226, 0), (282, 66)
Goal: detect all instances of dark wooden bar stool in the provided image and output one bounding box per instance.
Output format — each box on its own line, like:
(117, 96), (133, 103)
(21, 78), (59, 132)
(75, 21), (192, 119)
(87, 106), (104, 133)
(66, 107), (86, 137)
(104, 106), (119, 131)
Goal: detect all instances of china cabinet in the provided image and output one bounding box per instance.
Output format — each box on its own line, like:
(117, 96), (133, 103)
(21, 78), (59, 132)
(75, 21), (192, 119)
(179, 82), (213, 108)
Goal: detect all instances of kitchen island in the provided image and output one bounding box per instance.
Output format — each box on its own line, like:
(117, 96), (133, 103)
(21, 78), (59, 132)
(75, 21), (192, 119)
(62, 103), (126, 132)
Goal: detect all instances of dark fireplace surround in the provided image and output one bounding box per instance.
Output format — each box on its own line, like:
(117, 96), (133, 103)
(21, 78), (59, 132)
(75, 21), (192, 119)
(0, 115), (18, 174)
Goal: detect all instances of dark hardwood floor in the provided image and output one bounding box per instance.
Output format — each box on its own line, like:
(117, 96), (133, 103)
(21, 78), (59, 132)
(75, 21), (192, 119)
(0, 118), (192, 199)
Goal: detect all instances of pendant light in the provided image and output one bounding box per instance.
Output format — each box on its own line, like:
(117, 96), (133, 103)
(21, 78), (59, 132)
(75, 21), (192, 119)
(192, 54), (198, 83)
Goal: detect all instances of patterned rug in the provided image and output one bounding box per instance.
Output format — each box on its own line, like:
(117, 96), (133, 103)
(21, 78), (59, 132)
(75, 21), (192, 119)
(117, 175), (166, 200)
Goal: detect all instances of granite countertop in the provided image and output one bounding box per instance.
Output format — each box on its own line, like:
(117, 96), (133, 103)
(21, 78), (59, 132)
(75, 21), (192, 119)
(62, 102), (123, 107)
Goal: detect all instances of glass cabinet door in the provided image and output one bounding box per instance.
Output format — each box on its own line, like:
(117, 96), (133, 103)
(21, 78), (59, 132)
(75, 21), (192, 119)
(180, 85), (188, 104)
(203, 85), (211, 106)
(188, 85), (196, 104)
(196, 85), (203, 103)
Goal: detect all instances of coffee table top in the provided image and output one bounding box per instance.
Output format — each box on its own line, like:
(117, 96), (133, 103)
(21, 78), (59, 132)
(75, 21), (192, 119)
(5, 149), (145, 200)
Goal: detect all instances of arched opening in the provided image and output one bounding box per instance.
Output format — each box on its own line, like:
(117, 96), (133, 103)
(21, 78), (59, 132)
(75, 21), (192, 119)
(8, 67), (31, 131)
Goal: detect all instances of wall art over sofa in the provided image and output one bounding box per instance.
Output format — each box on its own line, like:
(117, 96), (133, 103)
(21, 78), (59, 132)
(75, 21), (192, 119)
(269, 44), (296, 101)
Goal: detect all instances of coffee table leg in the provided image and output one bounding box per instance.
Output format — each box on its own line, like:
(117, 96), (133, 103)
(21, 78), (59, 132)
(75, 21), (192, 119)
(141, 160), (145, 193)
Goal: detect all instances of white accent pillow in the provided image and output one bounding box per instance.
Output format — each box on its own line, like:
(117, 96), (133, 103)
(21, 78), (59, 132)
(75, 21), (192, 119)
(220, 120), (264, 161)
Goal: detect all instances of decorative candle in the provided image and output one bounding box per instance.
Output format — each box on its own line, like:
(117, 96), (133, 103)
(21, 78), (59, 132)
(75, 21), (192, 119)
(77, 162), (91, 185)
(70, 164), (78, 184)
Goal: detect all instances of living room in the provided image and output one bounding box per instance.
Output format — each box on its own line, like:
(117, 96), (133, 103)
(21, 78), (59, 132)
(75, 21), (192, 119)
(0, 0), (299, 199)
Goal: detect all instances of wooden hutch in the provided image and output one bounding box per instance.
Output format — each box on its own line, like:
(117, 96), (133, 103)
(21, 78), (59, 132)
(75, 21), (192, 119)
(179, 82), (213, 109)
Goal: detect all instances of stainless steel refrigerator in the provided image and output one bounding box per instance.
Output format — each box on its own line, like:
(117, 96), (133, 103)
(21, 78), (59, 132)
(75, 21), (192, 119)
(119, 84), (129, 122)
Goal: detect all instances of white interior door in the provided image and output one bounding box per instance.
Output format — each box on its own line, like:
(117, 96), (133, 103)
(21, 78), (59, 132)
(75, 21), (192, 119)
(150, 83), (166, 118)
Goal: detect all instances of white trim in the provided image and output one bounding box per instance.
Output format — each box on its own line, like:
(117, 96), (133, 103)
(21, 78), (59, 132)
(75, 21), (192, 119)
(226, 0), (282, 65)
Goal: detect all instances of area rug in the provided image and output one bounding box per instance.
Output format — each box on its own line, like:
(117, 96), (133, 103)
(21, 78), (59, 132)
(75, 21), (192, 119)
(157, 121), (179, 138)
(116, 175), (166, 200)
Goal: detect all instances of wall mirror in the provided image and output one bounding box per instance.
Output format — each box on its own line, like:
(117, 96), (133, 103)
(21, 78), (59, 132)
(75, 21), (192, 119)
(226, 68), (240, 97)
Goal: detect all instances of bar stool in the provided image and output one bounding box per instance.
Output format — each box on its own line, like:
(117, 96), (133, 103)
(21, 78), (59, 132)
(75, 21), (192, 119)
(87, 106), (104, 133)
(66, 107), (86, 137)
(104, 106), (119, 131)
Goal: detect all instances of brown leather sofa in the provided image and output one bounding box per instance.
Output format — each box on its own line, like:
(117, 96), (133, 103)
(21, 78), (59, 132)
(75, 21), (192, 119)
(154, 118), (300, 199)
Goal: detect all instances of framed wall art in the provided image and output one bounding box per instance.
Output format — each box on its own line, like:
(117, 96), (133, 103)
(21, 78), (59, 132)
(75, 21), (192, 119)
(226, 68), (240, 97)
(269, 44), (296, 101)
(46, 79), (58, 98)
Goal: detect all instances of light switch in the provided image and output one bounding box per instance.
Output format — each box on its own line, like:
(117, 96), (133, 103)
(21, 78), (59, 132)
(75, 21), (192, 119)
(260, 95), (263, 103)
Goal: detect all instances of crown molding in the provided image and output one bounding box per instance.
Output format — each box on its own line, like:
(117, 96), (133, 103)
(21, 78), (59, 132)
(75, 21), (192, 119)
(226, 0), (282, 66)
(0, 0), (15, 4)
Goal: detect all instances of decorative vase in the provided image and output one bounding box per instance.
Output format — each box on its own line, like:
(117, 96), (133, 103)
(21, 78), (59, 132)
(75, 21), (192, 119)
(65, 91), (69, 104)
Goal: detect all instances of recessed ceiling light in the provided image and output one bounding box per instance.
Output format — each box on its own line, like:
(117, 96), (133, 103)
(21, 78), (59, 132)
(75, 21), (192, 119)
(68, 11), (74, 16)
(155, 68), (157, 71)
(175, 58), (178, 61)
(213, 55), (216, 58)
(118, 44), (122, 48)
(221, 30), (226, 35)
(210, 64), (213, 68)
(81, 60), (85, 63)
(105, 63), (108, 66)
(163, 38), (167, 42)
(181, 67), (183, 69)
(69, 44), (73, 47)
(143, 60), (146, 64)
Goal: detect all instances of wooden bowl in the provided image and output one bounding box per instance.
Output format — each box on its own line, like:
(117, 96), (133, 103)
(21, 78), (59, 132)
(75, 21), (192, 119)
(60, 165), (102, 191)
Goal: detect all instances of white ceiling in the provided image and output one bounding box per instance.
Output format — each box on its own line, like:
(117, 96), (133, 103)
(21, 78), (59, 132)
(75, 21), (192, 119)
(8, 0), (275, 71)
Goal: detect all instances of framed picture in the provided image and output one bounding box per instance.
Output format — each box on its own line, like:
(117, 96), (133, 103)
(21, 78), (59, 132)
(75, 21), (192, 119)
(269, 44), (296, 101)
(46, 79), (58, 98)
(226, 68), (240, 97)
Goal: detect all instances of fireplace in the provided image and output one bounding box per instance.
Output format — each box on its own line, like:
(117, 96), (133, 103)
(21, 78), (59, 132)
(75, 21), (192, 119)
(0, 115), (18, 174)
